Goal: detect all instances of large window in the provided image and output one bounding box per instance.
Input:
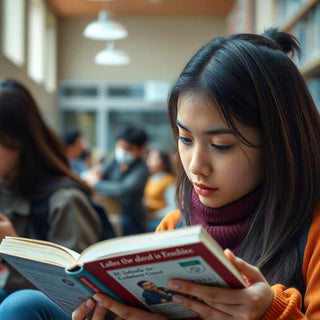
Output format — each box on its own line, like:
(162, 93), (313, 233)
(44, 10), (57, 92)
(2, 0), (25, 66)
(59, 81), (174, 155)
(27, 0), (46, 83)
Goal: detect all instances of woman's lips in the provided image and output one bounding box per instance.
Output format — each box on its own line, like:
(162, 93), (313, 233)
(193, 183), (217, 197)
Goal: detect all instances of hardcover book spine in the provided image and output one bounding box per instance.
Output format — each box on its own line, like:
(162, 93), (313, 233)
(66, 266), (125, 303)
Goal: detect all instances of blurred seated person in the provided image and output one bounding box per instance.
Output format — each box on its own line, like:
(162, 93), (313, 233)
(86, 125), (149, 236)
(61, 129), (88, 178)
(0, 79), (102, 307)
(143, 148), (176, 231)
(80, 148), (93, 169)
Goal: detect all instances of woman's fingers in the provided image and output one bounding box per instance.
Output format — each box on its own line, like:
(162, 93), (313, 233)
(224, 249), (270, 286)
(91, 301), (108, 320)
(93, 294), (166, 320)
(72, 299), (96, 320)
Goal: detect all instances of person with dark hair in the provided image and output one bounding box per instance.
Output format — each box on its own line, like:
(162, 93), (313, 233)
(86, 125), (149, 236)
(143, 148), (176, 231)
(80, 148), (93, 168)
(0, 79), (104, 319)
(60, 128), (88, 177)
(72, 27), (320, 320)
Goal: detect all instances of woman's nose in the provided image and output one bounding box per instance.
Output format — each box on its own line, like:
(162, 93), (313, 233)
(189, 146), (212, 177)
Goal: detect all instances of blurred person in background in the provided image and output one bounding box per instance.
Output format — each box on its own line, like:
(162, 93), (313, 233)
(143, 148), (176, 231)
(86, 125), (149, 236)
(0, 79), (104, 318)
(61, 128), (88, 178)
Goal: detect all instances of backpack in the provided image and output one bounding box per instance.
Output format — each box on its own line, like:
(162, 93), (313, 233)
(30, 179), (116, 242)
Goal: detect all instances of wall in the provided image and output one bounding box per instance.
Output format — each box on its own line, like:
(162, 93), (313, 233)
(0, 55), (58, 125)
(58, 16), (227, 82)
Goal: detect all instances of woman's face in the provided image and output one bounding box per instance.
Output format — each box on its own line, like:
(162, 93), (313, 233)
(146, 150), (163, 174)
(0, 144), (20, 180)
(177, 93), (264, 208)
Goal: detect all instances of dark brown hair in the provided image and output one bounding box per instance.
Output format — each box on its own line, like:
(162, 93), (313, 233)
(168, 28), (320, 287)
(0, 79), (91, 197)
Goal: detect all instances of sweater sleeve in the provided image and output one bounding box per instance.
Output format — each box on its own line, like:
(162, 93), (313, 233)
(263, 207), (320, 320)
(155, 209), (181, 232)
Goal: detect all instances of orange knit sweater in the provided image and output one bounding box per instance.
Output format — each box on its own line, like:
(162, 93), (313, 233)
(156, 206), (320, 319)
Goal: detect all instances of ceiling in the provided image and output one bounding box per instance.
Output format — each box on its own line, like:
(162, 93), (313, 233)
(48, 0), (236, 18)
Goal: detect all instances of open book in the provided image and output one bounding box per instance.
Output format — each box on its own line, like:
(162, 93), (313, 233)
(0, 226), (246, 319)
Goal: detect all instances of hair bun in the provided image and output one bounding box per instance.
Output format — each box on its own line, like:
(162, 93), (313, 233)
(262, 27), (301, 59)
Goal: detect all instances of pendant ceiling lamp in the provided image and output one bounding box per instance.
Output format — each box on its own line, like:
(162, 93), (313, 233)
(83, 10), (128, 41)
(95, 42), (130, 66)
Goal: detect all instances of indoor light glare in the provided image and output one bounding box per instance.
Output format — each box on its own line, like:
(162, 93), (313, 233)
(94, 42), (130, 66)
(83, 10), (128, 41)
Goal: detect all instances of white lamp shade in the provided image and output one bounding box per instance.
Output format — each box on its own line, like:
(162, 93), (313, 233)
(83, 10), (128, 41)
(95, 43), (130, 66)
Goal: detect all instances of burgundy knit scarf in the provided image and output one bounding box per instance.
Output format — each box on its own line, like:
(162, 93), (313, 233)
(190, 187), (262, 253)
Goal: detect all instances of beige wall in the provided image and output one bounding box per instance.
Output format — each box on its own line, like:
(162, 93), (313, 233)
(0, 55), (58, 125)
(58, 16), (227, 82)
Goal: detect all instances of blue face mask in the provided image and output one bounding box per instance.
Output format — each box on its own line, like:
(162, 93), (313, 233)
(115, 147), (135, 164)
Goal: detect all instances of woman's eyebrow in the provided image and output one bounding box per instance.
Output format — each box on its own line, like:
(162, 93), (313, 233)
(176, 119), (190, 132)
(203, 128), (233, 135)
(176, 119), (233, 135)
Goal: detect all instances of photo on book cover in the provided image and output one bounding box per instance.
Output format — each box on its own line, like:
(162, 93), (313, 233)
(102, 256), (228, 318)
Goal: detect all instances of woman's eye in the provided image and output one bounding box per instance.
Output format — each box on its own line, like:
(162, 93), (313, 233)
(212, 144), (233, 151)
(178, 136), (192, 145)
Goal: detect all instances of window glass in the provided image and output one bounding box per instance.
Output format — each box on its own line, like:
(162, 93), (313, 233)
(107, 85), (145, 98)
(44, 10), (57, 92)
(2, 0), (25, 66)
(61, 86), (99, 97)
(27, 0), (46, 83)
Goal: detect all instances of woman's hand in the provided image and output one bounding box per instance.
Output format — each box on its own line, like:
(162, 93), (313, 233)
(72, 295), (167, 320)
(166, 249), (274, 320)
(0, 213), (17, 242)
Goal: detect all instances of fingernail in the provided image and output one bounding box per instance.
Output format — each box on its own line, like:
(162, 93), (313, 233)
(97, 302), (104, 308)
(172, 295), (183, 304)
(94, 295), (104, 304)
(86, 299), (94, 308)
(168, 281), (180, 290)
(226, 248), (235, 257)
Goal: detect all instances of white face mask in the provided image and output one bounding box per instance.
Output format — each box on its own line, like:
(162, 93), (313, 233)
(115, 147), (135, 164)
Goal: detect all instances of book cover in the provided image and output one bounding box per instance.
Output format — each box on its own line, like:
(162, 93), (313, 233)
(0, 253), (92, 316)
(0, 226), (246, 319)
(77, 242), (245, 319)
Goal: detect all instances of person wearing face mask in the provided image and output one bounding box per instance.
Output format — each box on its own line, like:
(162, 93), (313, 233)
(86, 125), (149, 236)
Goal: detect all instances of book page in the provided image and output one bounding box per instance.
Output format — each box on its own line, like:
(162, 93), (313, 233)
(1, 253), (91, 316)
(79, 226), (205, 264)
(0, 237), (79, 267)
